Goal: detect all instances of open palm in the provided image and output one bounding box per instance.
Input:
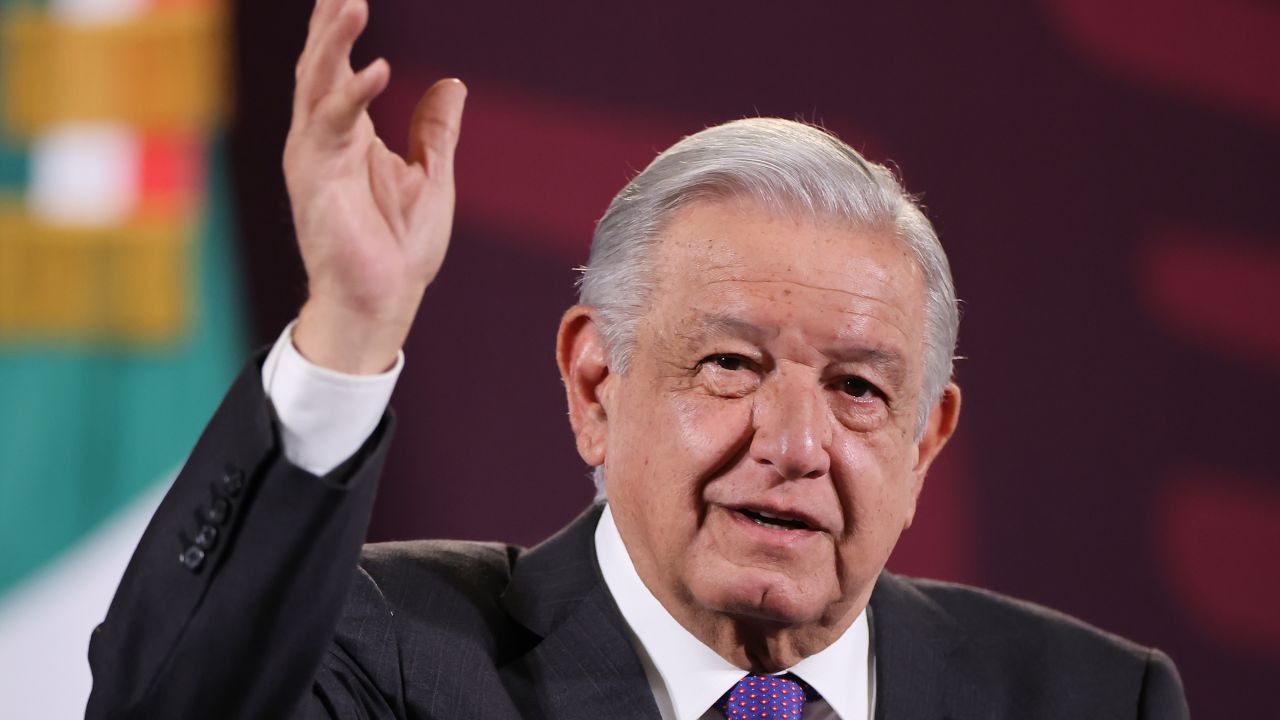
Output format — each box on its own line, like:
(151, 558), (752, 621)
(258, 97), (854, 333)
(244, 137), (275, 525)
(283, 0), (466, 373)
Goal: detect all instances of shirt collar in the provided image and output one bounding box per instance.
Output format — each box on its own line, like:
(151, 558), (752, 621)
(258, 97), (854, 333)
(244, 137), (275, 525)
(594, 503), (872, 720)
(789, 603), (872, 719)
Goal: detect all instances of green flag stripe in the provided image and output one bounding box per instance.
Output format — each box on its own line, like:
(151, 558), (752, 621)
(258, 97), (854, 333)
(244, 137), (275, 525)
(0, 138), (246, 593)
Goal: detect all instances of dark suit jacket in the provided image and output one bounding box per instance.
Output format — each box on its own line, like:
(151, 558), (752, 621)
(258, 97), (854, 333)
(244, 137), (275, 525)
(87, 356), (1190, 719)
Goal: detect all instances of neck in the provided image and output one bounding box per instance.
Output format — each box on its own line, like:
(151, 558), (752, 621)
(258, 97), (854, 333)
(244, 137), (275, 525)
(658, 582), (869, 672)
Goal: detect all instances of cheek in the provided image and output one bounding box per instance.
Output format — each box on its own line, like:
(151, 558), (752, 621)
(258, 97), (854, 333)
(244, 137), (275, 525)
(606, 386), (750, 517)
(671, 394), (754, 481)
(830, 432), (919, 537)
(626, 394), (755, 534)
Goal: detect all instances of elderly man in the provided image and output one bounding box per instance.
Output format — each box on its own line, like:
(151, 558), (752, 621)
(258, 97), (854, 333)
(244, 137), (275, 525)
(88, 1), (1188, 718)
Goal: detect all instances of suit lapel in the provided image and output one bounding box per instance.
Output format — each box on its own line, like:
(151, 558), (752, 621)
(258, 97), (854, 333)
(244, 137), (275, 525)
(499, 504), (662, 720)
(498, 510), (981, 720)
(869, 572), (973, 720)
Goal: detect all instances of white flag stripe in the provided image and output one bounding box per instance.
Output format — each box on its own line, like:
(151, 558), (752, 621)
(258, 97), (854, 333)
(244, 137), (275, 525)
(49, 0), (146, 26)
(0, 476), (169, 718)
(28, 123), (141, 227)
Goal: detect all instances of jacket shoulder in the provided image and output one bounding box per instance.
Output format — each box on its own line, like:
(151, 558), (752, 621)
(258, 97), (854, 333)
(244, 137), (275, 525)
(360, 538), (521, 593)
(887, 575), (1186, 718)
(353, 539), (523, 628)
(334, 540), (534, 667)
(903, 575), (1153, 661)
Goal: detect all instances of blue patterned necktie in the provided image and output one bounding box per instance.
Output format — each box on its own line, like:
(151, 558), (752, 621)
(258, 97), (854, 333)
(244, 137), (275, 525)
(717, 673), (814, 719)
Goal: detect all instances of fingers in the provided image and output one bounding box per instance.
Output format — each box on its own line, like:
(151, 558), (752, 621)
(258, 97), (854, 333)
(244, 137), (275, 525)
(313, 58), (390, 136)
(369, 144), (410, 238)
(295, 0), (370, 116)
(408, 79), (468, 179)
(304, 0), (341, 51)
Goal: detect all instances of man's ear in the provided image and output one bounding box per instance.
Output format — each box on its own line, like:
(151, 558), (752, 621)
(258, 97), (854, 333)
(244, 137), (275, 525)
(903, 381), (962, 529)
(556, 305), (612, 466)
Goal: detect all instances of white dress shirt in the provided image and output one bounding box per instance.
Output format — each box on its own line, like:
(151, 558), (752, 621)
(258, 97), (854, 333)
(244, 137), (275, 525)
(260, 321), (402, 476)
(594, 505), (874, 720)
(262, 323), (877, 718)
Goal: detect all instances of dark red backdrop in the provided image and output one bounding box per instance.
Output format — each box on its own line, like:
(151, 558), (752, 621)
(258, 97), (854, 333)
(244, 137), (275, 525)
(230, 1), (1280, 715)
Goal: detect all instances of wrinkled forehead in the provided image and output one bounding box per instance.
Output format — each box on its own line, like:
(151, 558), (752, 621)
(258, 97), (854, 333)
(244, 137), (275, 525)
(650, 198), (924, 312)
(643, 198), (929, 363)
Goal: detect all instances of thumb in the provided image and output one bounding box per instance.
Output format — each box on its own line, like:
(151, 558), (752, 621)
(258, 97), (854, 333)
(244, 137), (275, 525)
(408, 78), (467, 179)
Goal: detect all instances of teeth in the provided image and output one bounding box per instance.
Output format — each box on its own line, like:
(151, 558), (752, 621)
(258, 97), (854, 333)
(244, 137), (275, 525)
(739, 508), (810, 530)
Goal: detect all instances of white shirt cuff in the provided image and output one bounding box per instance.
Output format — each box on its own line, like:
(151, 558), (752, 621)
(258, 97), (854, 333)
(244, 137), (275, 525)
(260, 320), (403, 476)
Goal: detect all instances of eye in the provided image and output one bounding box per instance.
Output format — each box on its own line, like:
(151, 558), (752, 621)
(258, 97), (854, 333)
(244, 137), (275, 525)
(697, 354), (760, 398)
(837, 377), (880, 399)
(708, 354), (748, 371)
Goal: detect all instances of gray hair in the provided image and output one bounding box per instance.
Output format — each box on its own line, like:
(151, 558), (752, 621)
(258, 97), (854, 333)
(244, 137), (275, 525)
(578, 118), (959, 499)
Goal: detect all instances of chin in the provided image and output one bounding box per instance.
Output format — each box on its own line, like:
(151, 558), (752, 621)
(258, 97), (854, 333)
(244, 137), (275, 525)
(692, 567), (834, 628)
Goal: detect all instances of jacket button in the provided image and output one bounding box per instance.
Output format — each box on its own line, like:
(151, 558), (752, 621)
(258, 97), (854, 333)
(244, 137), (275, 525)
(203, 498), (229, 525)
(221, 468), (244, 496)
(193, 524), (218, 550)
(179, 546), (205, 571)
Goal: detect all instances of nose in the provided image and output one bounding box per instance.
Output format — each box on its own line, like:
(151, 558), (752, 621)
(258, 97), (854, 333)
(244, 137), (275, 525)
(748, 369), (831, 481)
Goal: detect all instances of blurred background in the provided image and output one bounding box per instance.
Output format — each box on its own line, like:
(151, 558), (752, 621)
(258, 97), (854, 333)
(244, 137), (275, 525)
(1, 0), (1277, 716)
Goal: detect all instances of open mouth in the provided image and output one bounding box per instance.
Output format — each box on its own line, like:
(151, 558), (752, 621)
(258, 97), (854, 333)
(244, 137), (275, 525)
(735, 508), (813, 531)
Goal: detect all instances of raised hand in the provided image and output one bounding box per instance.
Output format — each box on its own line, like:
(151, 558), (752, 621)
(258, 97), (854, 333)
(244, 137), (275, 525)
(284, 0), (466, 373)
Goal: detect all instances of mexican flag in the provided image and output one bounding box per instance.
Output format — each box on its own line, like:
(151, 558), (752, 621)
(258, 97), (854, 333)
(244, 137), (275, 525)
(0, 0), (244, 714)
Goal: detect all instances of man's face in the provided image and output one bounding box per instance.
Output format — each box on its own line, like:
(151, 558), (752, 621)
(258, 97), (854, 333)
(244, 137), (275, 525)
(600, 197), (939, 634)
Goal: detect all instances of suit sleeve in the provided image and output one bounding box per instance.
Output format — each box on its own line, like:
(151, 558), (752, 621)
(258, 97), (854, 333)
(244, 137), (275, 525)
(86, 350), (393, 720)
(1137, 648), (1190, 720)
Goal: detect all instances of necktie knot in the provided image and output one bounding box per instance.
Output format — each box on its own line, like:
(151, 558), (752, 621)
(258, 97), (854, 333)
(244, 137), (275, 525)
(717, 673), (812, 719)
